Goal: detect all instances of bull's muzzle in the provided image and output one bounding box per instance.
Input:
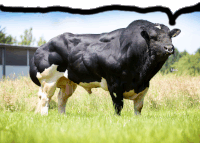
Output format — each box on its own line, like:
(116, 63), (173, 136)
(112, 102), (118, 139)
(164, 45), (174, 54)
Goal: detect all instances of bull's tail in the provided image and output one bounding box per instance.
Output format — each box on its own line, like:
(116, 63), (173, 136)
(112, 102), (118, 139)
(29, 56), (41, 86)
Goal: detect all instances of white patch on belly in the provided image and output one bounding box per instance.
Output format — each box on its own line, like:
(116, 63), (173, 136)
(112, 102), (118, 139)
(123, 87), (149, 100)
(99, 78), (108, 91)
(123, 89), (137, 100)
(79, 78), (108, 91)
(64, 69), (68, 78)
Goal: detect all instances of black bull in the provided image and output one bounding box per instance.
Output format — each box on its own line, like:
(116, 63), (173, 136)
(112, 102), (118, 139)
(30, 20), (181, 115)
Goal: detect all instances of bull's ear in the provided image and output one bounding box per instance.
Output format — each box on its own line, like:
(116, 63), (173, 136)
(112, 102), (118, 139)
(170, 29), (181, 38)
(141, 30), (150, 45)
(140, 26), (150, 42)
(141, 30), (149, 39)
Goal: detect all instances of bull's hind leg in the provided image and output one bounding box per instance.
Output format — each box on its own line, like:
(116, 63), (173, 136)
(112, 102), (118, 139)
(57, 77), (77, 114)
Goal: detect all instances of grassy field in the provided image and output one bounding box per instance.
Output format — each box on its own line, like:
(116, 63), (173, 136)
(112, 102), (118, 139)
(0, 74), (200, 143)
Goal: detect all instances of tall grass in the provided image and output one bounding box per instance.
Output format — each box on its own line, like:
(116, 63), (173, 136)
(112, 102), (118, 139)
(0, 74), (199, 143)
(145, 74), (200, 110)
(0, 73), (199, 112)
(0, 110), (200, 143)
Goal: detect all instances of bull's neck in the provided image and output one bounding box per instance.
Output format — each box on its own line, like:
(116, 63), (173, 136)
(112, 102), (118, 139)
(139, 52), (166, 82)
(128, 49), (166, 83)
(119, 39), (166, 82)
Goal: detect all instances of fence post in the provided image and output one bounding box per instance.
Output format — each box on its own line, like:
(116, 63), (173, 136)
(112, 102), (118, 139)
(27, 49), (29, 66)
(2, 47), (6, 80)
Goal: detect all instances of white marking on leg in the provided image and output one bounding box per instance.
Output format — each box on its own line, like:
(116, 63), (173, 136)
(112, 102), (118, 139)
(58, 88), (67, 114)
(100, 78), (108, 91)
(64, 69), (68, 78)
(133, 88), (149, 115)
(57, 77), (77, 114)
(36, 64), (67, 115)
(41, 98), (49, 115)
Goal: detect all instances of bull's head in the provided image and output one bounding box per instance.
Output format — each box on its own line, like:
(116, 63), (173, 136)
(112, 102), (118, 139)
(141, 24), (181, 60)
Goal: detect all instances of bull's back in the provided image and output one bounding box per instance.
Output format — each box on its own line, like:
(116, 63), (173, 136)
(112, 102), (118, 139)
(29, 29), (124, 86)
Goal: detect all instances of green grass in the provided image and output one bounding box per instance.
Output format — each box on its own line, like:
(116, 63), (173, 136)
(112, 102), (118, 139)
(0, 109), (199, 143)
(0, 74), (200, 142)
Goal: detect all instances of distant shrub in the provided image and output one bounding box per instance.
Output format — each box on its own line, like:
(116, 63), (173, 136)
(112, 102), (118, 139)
(172, 53), (200, 76)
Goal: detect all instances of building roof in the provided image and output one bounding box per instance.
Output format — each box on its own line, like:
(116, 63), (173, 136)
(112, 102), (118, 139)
(0, 43), (38, 50)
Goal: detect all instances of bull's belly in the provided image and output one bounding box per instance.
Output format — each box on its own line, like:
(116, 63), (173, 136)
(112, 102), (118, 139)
(123, 87), (148, 100)
(123, 89), (138, 100)
(79, 78), (108, 92)
(36, 64), (148, 100)
(80, 79), (148, 100)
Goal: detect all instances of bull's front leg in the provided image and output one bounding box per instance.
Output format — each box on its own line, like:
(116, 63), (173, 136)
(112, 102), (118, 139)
(113, 95), (124, 115)
(107, 78), (124, 115)
(133, 96), (144, 115)
(108, 86), (124, 115)
(133, 88), (148, 115)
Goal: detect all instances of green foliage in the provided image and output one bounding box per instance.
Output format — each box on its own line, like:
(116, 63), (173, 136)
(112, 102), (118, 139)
(0, 26), (14, 44)
(160, 47), (200, 76)
(160, 48), (181, 74)
(195, 47), (200, 54)
(179, 50), (189, 58)
(11, 36), (18, 45)
(160, 48), (199, 76)
(18, 27), (35, 46)
(37, 36), (46, 46)
(172, 52), (200, 76)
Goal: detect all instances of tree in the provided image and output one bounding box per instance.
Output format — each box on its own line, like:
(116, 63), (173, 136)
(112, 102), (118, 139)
(172, 52), (200, 76)
(160, 49), (191, 74)
(179, 50), (189, 59)
(18, 27), (35, 46)
(12, 36), (18, 45)
(195, 48), (200, 54)
(0, 26), (14, 44)
(37, 36), (46, 46)
(160, 48), (181, 74)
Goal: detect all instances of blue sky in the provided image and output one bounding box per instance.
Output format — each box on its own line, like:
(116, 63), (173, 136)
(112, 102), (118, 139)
(0, 11), (200, 54)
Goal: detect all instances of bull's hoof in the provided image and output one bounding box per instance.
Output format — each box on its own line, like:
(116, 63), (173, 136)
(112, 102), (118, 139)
(41, 106), (49, 115)
(58, 110), (66, 114)
(115, 113), (121, 116)
(114, 110), (121, 116)
(134, 111), (141, 115)
(87, 89), (92, 94)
